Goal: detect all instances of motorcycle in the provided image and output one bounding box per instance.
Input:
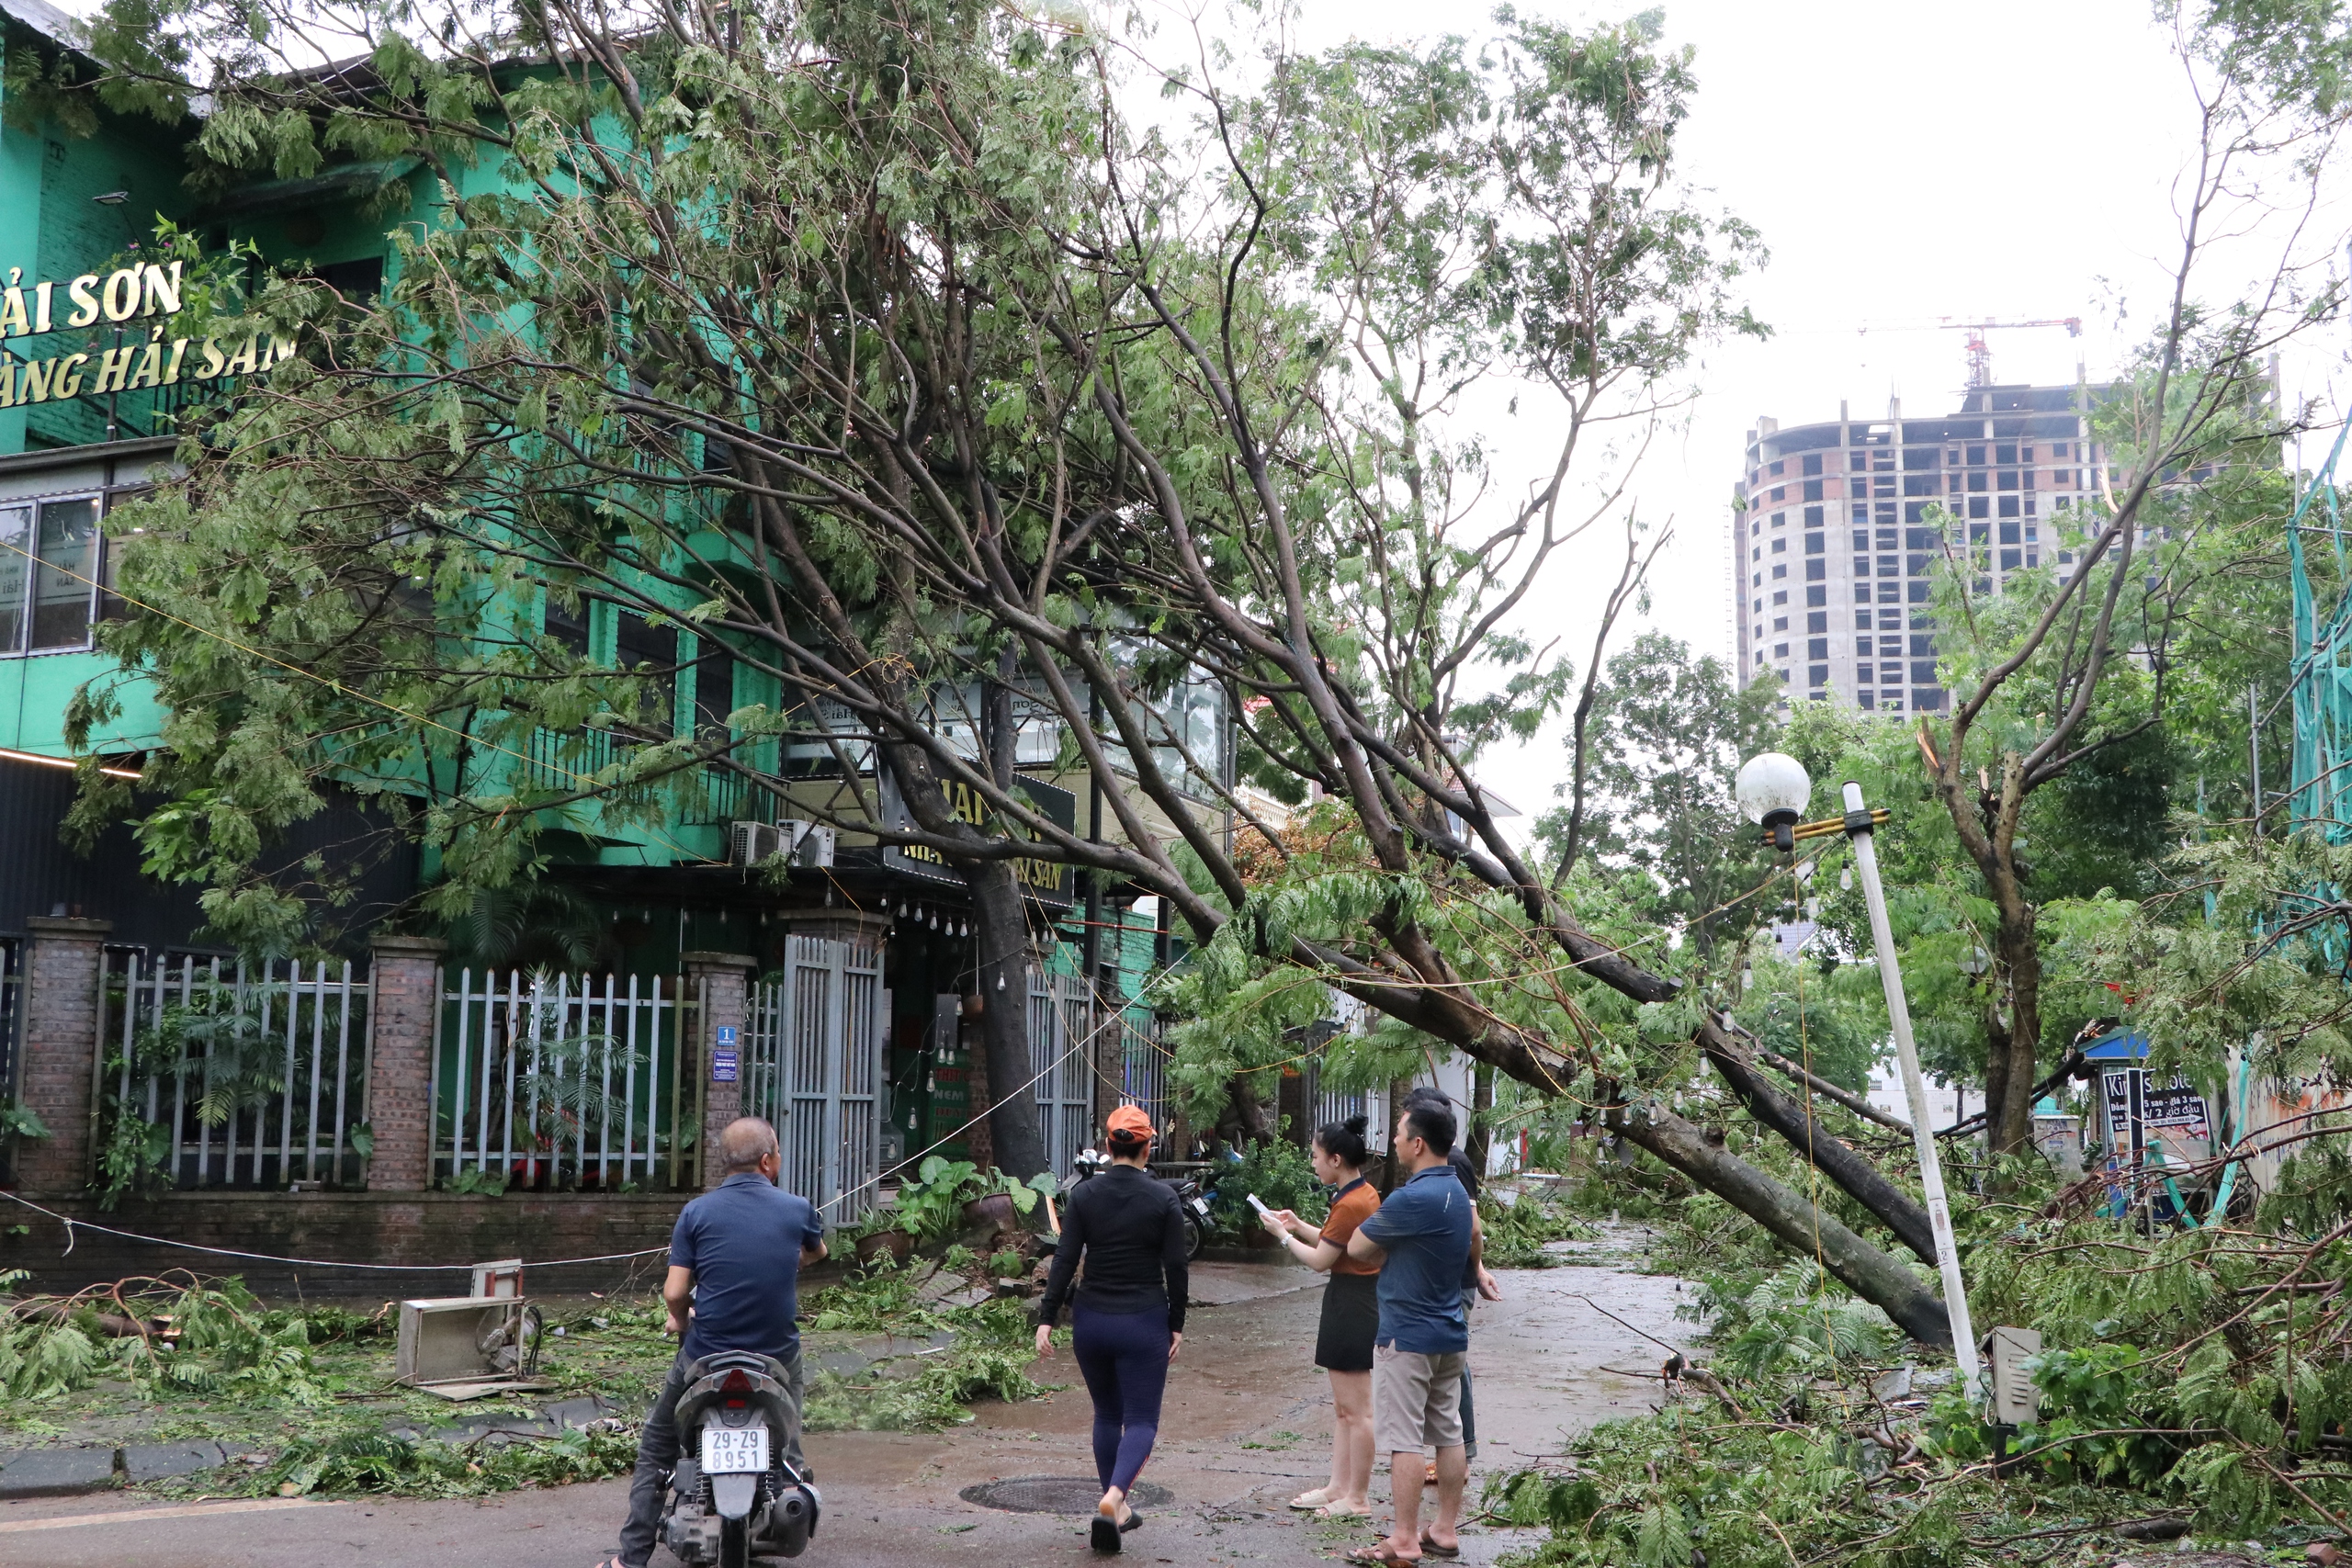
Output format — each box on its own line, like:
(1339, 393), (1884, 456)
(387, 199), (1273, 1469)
(658, 1350), (821, 1566)
(1071, 1147), (1212, 1259)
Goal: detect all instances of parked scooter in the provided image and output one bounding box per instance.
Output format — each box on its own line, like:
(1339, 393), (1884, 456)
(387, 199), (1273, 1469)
(658, 1351), (820, 1566)
(1070, 1147), (1212, 1259)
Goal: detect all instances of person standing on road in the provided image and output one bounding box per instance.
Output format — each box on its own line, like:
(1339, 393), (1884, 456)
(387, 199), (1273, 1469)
(1343, 1101), (1483, 1568)
(1404, 1087), (1502, 1472)
(1035, 1104), (1188, 1554)
(597, 1117), (827, 1568)
(1259, 1113), (1379, 1519)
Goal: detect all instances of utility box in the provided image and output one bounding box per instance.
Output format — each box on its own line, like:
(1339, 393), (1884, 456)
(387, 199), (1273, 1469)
(1984, 1325), (2043, 1427)
(395, 1296), (548, 1399)
(470, 1258), (524, 1299)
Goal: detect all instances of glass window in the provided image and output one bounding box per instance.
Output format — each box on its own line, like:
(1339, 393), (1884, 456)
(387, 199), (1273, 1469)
(0, 496), (101, 655)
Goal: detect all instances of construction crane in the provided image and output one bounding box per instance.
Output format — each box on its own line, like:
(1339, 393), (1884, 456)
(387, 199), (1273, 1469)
(1942, 317), (2082, 389)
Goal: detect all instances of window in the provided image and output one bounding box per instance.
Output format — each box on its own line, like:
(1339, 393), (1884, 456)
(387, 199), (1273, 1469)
(2026, 551), (2040, 568)
(1804, 479), (1824, 502)
(2024, 495), (2037, 516)
(1806, 611), (1826, 633)
(2018, 446), (2033, 462)
(2021, 468), (2036, 490)
(1967, 445), (1986, 465)
(1780, 590), (1794, 605)
(1752, 572), (1762, 587)
(1849, 452), (1871, 472)
(1751, 520), (1761, 535)
(1878, 555), (1899, 576)
(1881, 691), (1905, 712)
(0, 496), (102, 655)
(1996, 443), (2017, 465)
(1949, 474), (1965, 493)
(1911, 634), (1935, 657)
(1851, 503), (1869, 525)
(1775, 564), (1791, 580)
(693, 638), (738, 737)
(1770, 487), (1786, 502)
(1998, 495), (2020, 517)
(1873, 453), (1894, 471)
(1997, 469), (2018, 491)
(1879, 609), (1902, 629)
(1808, 637), (1829, 660)
(1803, 455), (1823, 476)
(1876, 527), (1898, 549)
(1907, 581), (1930, 603)
(1968, 496), (1989, 518)
(1808, 665), (1829, 687)
(1753, 597), (1764, 612)
(1907, 554), (1930, 576)
(1753, 547), (1762, 561)
(1855, 636), (1872, 657)
(2024, 525), (2038, 541)
(1914, 689), (1947, 711)
(1903, 447), (1938, 471)
(1904, 526), (1939, 549)
(1873, 477), (1896, 496)
(1910, 660), (1937, 685)
(1967, 471), (1987, 492)
(1904, 502), (1929, 523)
(1804, 533), (1824, 554)
(1854, 610), (1872, 629)
(1773, 642), (1790, 658)
(1850, 529), (1870, 551)
(1876, 502), (1897, 522)
(1999, 522), (2020, 544)
(544, 594), (591, 657)
(2000, 548), (2021, 570)
(1773, 616), (1789, 631)
(1770, 537), (1786, 553)
(1904, 476), (1934, 497)
(1858, 693), (1876, 710)
(2056, 550), (2074, 565)
(1770, 460), (1785, 477)
(1804, 505), (1824, 526)
(1946, 449), (1961, 465)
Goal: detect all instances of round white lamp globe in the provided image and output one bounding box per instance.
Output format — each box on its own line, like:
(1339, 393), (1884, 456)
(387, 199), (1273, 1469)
(1736, 752), (1814, 850)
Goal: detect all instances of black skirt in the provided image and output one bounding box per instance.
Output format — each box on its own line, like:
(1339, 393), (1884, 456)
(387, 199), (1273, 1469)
(1316, 1270), (1379, 1371)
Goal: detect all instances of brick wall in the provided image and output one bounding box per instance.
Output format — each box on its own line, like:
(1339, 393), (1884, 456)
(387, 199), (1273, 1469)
(684, 953), (753, 1189)
(0, 1190), (688, 1297)
(366, 935), (447, 1191)
(13, 917), (110, 1195)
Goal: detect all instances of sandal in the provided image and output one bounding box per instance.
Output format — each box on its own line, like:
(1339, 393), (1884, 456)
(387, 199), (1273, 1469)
(1344, 1549), (1419, 1568)
(1091, 1514), (1122, 1553)
(1420, 1533), (1462, 1559)
(1317, 1503), (1372, 1519)
(1120, 1512), (1146, 1533)
(1290, 1487), (1335, 1511)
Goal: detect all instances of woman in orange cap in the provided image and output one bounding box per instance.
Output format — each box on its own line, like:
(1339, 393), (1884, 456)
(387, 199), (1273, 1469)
(1035, 1103), (1188, 1553)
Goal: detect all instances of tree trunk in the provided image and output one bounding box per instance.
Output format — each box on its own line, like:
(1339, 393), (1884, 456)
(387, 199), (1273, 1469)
(1989, 898), (2042, 1156)
(1700, 1021), (1937, 1266)
(969, 860), (1048, 1179)
(1607, 1100), (1953, 1349)
(1466, 1062), (1494, 1180)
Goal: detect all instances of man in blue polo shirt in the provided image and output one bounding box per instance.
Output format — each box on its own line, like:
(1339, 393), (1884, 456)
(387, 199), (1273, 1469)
(602, 1117), (827, 1568)
(1345, 1100), (1483, 1567)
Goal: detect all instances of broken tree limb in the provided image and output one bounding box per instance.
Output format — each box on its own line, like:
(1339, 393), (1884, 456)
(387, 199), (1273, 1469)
(1753, 1044), (1913, 1134)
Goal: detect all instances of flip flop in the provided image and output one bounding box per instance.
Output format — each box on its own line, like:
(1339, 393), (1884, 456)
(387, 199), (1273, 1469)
(1343, 1548), (1419, 1568)
(1419, 1534), (1462, 1559)
(1317, 1503), (1372, 1519)
(1120, 1512), (1146, 1533)
(1091, 1514), (1122, 1553)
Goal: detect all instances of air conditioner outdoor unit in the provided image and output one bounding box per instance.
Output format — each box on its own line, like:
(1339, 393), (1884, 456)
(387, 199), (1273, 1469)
(729, 819), (836, 869)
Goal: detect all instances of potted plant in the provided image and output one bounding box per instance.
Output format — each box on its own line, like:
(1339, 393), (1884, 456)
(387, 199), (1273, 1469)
(963, 1168), (1057, 1233)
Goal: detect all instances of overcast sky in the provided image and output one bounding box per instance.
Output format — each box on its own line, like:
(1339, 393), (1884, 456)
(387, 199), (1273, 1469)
(1271, 0), (2351, 829)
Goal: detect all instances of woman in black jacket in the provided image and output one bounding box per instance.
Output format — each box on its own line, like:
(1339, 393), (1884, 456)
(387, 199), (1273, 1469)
(1034, 1104), (1186, 1553)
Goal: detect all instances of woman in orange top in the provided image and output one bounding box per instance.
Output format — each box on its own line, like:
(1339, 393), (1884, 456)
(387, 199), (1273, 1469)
(1261, 1114), (1378, 1518)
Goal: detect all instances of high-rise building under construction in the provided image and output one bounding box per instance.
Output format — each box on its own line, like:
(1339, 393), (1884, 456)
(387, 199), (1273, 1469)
(1733, 383), (2105, 712)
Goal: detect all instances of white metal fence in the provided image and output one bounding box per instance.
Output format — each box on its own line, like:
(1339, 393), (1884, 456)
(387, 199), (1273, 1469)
(1116, 1009), (1173, 1144)
(744, 935), (888, 1222)
(1029, 971), (1099, 1177)
(435, 969), (701, 1191)
(103, 951), (372, 1189)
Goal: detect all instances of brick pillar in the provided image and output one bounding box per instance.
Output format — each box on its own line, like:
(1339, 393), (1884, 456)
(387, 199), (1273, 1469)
(365, 935), (447, 1192)
(684, 952), (757, 1190)
(14, 917), (111, 1194)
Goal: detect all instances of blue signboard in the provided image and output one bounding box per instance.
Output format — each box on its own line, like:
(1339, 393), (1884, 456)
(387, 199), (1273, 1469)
(717, 1024), (739, 1048)
(712, 1047), (739, 1083)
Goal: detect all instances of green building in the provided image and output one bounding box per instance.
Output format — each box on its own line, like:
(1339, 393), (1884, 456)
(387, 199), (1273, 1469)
(0, 0), (1202, 1200)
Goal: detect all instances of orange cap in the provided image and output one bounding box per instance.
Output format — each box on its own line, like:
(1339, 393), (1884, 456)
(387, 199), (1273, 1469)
(1106, 1105), (1155, 1141)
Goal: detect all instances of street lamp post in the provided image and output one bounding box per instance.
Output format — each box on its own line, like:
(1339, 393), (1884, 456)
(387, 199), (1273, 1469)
(1736, 754), (1982, 1400)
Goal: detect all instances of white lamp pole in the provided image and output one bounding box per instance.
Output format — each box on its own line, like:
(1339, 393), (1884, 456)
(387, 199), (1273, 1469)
(1735, 753), (1981, 1399)
(1838, 778), (1981, 1402)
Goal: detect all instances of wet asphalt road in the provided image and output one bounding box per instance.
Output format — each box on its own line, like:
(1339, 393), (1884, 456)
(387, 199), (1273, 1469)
(0, 1238), (1687, 1568)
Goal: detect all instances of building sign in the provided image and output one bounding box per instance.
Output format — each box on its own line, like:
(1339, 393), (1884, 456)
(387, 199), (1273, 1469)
(878, 769), (1077, 910)
(0, 262), (298, 409)
(2100, 1067), (2213, 1156)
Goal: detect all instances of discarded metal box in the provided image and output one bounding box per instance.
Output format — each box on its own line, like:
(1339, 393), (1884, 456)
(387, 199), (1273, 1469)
(1984, 1325), (2043, 1427)
(470, 1258), (524, 1299)
(395, 1295), (549, 1400)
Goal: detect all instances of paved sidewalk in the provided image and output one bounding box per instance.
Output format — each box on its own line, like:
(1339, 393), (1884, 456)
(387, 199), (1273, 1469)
(0, 1236), (1682, 1568)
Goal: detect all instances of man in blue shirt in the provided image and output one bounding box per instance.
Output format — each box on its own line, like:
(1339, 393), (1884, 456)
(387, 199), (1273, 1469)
(603, 1117), (827, 1568)
(1345, 1101), (1484, 1566)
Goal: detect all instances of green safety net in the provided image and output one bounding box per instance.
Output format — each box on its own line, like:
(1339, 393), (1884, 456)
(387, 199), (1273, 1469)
(2290, 418), (2352, 844)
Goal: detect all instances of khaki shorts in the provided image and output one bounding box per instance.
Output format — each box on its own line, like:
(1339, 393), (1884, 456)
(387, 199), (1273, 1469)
(1372, 1342), (1466, 1454)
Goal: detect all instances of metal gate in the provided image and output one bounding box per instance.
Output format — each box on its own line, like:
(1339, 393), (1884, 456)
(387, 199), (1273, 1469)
(746, 934), (888, 1222)
(1029, 971), (1095, 1176)
(1118, 1010), (1172, 1140)
(103, 951), (372, 1189)
(436, 969), (698, 1191)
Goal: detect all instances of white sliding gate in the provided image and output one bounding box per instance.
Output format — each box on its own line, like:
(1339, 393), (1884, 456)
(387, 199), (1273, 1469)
(745, 934), (888, 1222)
(1029, 971), (1097, 1177)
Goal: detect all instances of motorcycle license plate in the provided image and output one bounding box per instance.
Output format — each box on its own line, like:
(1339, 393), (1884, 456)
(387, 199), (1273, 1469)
(701, 1426), (770, 1474)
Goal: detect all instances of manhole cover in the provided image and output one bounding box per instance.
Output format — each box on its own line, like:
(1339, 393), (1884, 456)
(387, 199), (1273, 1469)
(959, 1476), (1174, 1514)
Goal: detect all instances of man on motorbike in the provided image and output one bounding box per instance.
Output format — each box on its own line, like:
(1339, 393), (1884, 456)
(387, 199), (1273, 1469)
(598, 1116), (828, 1568)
